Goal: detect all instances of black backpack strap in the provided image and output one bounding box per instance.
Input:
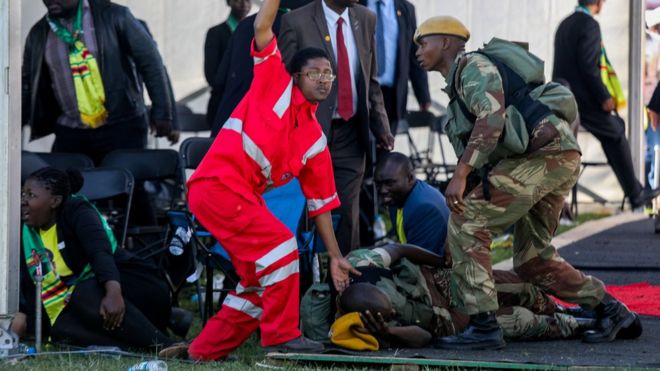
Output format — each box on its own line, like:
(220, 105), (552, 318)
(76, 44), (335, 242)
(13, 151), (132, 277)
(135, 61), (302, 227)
(350, 265), (393, 285)
(452, 51), (552, 135)
(475, 51), (552, 134)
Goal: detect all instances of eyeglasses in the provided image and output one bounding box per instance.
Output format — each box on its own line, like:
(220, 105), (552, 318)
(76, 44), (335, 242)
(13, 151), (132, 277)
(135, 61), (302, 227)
(298, 71), (336, 82)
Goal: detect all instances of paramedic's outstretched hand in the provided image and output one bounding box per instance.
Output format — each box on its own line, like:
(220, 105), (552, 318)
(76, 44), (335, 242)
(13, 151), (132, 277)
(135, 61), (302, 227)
(313, 212), (361, 291)
(330, 256), (359, 293)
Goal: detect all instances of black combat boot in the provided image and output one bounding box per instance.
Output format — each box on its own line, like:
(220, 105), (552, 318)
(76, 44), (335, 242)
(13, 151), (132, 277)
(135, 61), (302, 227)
(574, 317), (597, 334)
(434, 311), (505, 350)
(555, 304), (596, 318)
(616, 313), (643, 340)
(583, 294), (637, 343)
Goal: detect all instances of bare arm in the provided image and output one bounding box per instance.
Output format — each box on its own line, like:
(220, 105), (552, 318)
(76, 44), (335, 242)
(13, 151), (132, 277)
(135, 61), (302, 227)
(387, 326), (433, 347)
(314, 212), (361, 292)
(381, 243), (444, 267)
(254, 0), (280, 51)
(361, 310), (432, 348)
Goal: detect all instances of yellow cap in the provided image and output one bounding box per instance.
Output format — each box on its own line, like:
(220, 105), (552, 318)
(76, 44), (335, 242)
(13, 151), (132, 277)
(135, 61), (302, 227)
(414, 16), (470, 45)
(329, 312), (379, 351)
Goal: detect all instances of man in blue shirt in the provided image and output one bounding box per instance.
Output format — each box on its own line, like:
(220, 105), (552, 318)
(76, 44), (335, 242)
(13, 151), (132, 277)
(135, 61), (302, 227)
(375, 152), (449, 256)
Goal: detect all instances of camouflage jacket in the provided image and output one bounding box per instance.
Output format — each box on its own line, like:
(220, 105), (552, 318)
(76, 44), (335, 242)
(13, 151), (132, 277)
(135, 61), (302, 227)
(443, 53), (580, 170)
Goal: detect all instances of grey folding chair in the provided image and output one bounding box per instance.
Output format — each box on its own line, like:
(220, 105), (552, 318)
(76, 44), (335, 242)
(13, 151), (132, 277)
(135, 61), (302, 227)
(78, 167), (134, 249)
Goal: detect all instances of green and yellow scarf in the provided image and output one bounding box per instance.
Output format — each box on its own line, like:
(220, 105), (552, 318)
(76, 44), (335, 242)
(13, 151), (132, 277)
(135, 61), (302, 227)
(22, 195), (117, 325)
(47, 0), (107, 128)
(600, 49), (627, 111)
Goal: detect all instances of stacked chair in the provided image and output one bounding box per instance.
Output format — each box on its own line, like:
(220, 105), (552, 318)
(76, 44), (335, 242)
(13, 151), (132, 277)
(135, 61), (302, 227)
(176, 104), (211, 136)
(78, 167), (135, 248)
(402, 110), (455, 188)
(100, 149), (195, 308)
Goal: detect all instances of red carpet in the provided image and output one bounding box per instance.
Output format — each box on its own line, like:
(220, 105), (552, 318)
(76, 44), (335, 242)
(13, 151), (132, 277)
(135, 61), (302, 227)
(554, 283), (660, 317)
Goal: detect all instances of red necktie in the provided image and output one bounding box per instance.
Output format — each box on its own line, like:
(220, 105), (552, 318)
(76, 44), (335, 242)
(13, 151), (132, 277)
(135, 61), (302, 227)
(336, 18), (353, 121)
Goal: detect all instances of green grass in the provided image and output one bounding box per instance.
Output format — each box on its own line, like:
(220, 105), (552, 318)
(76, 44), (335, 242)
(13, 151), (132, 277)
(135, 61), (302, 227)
(490, 211), (611, 265)
(4, 337), (363, 370)
(3, 339), (382, 370)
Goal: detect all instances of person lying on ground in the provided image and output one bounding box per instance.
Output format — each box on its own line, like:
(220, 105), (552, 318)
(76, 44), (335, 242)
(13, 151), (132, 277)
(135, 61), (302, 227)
(333, 244), (612, 348)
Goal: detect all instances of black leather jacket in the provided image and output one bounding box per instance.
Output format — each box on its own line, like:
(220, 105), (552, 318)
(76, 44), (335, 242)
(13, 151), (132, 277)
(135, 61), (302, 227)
(22, 0), (172, 139)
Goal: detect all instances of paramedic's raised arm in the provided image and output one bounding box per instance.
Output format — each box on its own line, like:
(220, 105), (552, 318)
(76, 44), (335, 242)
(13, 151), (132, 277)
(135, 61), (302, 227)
(254, 0), (279, 51)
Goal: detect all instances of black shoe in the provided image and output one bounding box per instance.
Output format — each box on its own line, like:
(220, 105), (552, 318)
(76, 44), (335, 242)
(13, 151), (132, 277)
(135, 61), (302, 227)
(158, 342), (190, 359)
(265, 336), (325, 353)
(583, 294), (636, 343)
(616, 313), (643, 340)
(434, 312), (506, 350)
(574, 317), (598, 334)
(631, 187), (660, 209)
(168, 307), (193, 338)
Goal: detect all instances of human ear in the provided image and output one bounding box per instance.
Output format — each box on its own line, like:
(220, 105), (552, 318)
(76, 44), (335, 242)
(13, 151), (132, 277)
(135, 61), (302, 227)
(441, 37), (451, 50)
(51, 195), (63, 209)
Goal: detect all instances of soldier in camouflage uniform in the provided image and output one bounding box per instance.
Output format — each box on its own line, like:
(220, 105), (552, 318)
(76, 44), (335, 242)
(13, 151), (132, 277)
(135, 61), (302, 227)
(338, 245), (591, 348)
(414, 16), (641, 350)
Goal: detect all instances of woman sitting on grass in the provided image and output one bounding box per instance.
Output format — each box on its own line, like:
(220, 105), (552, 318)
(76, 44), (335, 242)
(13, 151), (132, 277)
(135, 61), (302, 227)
(12, 167), (176, 350)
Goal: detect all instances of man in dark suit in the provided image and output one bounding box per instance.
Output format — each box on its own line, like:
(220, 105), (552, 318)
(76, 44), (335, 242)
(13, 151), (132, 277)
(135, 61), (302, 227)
(210, 0), (312, 136)
(204, 0), (251, 126)
(361, 0), (430, 135)
(554, 0), (656, 208)
(278, 0), (395, 254)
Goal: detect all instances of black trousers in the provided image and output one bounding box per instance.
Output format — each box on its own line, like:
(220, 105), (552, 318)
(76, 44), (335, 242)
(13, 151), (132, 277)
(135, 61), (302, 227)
(52, 114), (148, 166)
(579, 109), (643, 200)
(330, 117), (365, 255)
(50, 262), (173, 349)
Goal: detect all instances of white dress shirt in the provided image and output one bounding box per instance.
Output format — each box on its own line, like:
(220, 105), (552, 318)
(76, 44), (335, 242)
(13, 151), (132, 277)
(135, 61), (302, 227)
(322, 0), (359, 119)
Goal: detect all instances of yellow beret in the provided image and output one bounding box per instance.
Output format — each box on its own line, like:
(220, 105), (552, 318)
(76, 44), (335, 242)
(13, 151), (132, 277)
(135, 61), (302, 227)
(414, 16), (470, 45)
(329, 312), (379, 351)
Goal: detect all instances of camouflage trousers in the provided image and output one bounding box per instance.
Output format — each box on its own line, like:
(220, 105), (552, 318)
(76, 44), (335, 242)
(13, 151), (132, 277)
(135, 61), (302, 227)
(494, 270), (577, 340)
(496, 307), (578, 340)
(447, 150), (606, 315)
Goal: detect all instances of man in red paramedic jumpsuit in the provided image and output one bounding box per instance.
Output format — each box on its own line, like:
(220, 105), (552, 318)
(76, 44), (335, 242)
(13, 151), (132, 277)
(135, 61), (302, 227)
(180, 0), (360, 361)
